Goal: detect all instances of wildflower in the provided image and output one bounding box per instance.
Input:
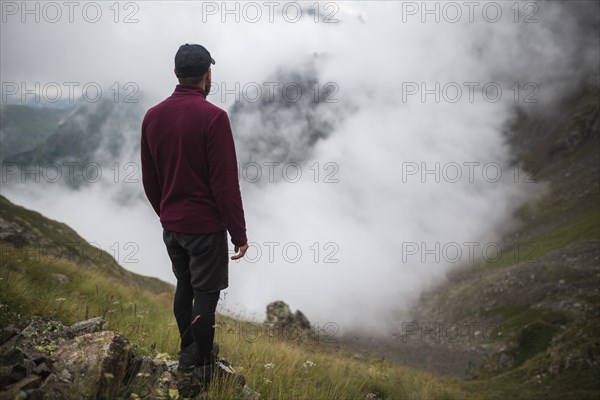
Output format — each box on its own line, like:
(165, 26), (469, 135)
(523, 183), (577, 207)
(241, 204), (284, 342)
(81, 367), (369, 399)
(366, 393), (378, 399)
(55, 298), (66, 302)
(136, 372), (151, 378)
(263, 378), (272, 384)
(303, 360), (316, 368)
(264, 362), (275, 369)
(113, 301), (120, 305)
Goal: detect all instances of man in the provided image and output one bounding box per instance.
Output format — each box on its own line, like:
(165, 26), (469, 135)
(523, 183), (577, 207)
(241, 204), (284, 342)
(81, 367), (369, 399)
(140, 43), (248, 393)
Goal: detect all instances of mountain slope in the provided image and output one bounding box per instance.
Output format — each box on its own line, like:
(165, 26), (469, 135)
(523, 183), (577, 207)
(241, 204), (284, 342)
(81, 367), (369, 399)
(0, 195), (471, 399)
(338, 84), (599, 400)
(0, 195), (173, 295)
(0, 104), (70, 162)
(408, 85), (600, 397)
(2, 99), (144, 188)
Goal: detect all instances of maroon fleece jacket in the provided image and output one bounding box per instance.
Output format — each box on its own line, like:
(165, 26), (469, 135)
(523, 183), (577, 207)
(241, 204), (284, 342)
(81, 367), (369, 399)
(140, 84), (247, 246)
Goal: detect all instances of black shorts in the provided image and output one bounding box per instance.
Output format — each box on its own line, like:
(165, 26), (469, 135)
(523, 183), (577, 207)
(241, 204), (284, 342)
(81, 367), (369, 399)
(163, 229), (229, 292)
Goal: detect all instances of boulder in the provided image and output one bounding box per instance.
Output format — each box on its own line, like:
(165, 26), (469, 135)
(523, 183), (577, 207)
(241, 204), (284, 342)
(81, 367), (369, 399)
(123, 355), (168, 398)
(41, 331), (133, 399)
(265, 300), (294, 325)
(264, 301), (313, 342)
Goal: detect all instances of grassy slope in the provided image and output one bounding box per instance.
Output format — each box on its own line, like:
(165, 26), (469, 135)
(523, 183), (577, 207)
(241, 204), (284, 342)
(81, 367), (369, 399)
(0, 194), (466, 399)
(423, 85), (600, 399)
(0, 195), (172, 294)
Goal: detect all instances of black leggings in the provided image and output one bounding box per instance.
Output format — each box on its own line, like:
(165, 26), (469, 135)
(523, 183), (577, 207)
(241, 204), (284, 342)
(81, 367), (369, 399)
(174, 281), (220, 366)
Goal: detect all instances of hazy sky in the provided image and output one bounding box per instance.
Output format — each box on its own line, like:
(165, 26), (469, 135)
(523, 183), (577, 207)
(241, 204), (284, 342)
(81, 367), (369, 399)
(2, 1), (598, 333)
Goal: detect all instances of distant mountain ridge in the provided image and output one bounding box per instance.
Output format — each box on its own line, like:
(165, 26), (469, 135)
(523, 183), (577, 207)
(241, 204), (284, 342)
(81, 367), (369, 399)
(0, 104), (71, 162)
(2, 63), (341, 191)
(2, 98), (144, 188)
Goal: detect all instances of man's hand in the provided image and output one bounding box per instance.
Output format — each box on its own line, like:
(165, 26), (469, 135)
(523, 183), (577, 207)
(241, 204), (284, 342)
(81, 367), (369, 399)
(231, 243), (249, 260)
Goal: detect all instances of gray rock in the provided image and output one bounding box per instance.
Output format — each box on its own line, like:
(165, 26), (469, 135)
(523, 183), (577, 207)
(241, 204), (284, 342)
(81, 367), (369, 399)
(124, 355), (167, 398)
(0, 347), (24, 367)
(265, 300), (293, 325)
(20, 317), (67, 344)
(67, 317), (107, 337)
(293, 310), (311, 331)
(4, 374), (41, 392)
(41, 331), (133, 399)
(264, 301), (313, 341)
(0, 325), (20, 347)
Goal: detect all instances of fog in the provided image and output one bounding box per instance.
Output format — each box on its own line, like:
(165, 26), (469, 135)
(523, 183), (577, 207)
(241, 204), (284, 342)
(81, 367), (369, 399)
(1, 1), (598, 333)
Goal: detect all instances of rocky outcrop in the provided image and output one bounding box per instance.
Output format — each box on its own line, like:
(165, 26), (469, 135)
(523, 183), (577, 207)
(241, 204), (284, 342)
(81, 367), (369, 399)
(0, 316), (260, 400)
(264, 301), (313, 341)
(43, 330), (133, 399)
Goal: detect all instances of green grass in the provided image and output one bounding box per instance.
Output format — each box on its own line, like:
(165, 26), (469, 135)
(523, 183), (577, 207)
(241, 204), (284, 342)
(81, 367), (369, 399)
(0, 195), (172, 294)
(480, 305), (569, 370)
(482, 305), (569, 333)
(456, 312), (600, 400)
(455, 307), (598, 400)
(468, 207), (599, 273)
(456, 367), (600, 400)
(0, 245), (177, 354)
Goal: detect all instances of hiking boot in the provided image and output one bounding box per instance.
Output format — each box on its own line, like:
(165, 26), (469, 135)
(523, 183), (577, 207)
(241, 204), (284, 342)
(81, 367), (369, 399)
(176, 343), (222, 397)
(178, 342), (220, 372)
(178, 342), (197, 372)
(193, 359), (246, 389)
(174, 368), (200, 398)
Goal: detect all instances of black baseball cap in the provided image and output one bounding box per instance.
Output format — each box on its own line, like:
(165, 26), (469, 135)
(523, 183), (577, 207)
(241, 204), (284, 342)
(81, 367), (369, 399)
(174, 43), (215, 78)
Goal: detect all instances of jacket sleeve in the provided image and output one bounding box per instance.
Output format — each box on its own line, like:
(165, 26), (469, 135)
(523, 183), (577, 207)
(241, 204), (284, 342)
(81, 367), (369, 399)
(206, 110), (248, 247)
(140, 115), (162, 216)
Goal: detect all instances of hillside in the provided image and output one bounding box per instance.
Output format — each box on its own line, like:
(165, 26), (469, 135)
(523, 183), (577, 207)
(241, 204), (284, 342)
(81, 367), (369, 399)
(0, 195), (173, 295)
(0, 194), (471, 399)
(2, 99), (144, 189)
(343, 85), (600, 399)
(420, 84), (599, 398)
